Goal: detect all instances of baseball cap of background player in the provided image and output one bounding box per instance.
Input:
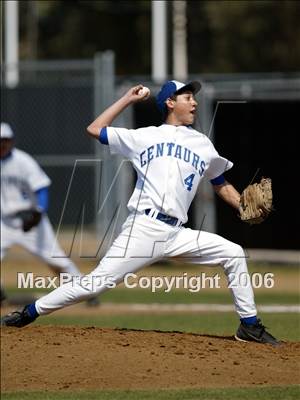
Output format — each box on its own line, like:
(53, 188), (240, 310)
(1, 123), (14, 139)
(156, 80), (201, 114)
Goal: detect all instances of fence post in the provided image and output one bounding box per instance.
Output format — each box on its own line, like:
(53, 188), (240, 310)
(93, 51), (116, 238)
(195, 85), (216, 233)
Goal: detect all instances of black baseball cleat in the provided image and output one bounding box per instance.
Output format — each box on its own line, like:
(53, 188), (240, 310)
(235, 318), (281, 346)
(1, 305), (37, 327)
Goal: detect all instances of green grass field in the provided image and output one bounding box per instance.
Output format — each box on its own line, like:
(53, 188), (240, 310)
(37, 312), (299, 341)
(5, 286), (300, 304)
(2, 386), (300, 400)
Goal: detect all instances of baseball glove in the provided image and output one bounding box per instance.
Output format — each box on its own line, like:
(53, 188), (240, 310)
(16, 209), (42, 232)
(239, 178), (273, 224)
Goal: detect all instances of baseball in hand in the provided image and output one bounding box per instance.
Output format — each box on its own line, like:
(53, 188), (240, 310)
(138, 86), (151, 100)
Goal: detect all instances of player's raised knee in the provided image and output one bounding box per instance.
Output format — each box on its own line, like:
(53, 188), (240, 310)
(225, 242), (245, 259)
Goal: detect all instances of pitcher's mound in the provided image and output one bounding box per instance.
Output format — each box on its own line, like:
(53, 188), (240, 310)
(1, 326), (299, 392)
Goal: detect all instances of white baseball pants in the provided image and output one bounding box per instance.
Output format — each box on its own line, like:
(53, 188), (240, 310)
(36, 213), (257, 318)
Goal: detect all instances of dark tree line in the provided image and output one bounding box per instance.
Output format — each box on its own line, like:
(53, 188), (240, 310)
(18, 0), (300, 75)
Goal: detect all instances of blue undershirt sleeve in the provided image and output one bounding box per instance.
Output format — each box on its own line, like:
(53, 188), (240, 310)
(35, 187), (49, 212)
(210, 174), (225, 185)
(99, 127), (109, 145)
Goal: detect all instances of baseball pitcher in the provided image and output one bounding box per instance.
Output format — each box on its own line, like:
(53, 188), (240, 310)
(1, 82), (279, 345)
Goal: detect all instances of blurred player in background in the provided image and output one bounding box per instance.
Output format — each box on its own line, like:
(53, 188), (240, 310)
(0, 122), (99, 306)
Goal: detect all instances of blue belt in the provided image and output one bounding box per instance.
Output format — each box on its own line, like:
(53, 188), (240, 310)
(145, 209), (182, 227)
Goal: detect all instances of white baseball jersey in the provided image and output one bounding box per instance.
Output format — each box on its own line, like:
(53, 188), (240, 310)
(106, 124), (233, 223)
(1, 149), (51, 217)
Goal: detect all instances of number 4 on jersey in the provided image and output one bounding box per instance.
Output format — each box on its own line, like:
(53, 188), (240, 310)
(184, 173), (195, 191)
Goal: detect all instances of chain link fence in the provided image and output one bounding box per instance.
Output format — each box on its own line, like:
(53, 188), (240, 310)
(2, 57), (300, 251)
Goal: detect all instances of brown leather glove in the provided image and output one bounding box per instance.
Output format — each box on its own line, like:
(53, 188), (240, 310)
(16, 209), (42, 232)
(239, 178), (273, 225)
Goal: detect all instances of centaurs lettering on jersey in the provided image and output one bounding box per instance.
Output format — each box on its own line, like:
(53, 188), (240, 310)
(140, 142), (206, 176)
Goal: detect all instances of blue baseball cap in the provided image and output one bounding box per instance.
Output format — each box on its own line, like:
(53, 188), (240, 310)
(156, 80), (201, 113)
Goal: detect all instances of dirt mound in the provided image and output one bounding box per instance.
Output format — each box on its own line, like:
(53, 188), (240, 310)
(1, 326), (299, 392)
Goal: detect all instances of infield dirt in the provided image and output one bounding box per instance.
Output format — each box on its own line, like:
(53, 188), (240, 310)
(1, 326), (299, 392)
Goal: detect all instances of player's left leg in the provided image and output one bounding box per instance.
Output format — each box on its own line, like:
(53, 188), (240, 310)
(165, 227), (256, 317)
(165, 227), (280, 345)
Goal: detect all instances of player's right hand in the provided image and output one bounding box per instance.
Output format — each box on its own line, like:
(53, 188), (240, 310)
(125, 85), (150, 103)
